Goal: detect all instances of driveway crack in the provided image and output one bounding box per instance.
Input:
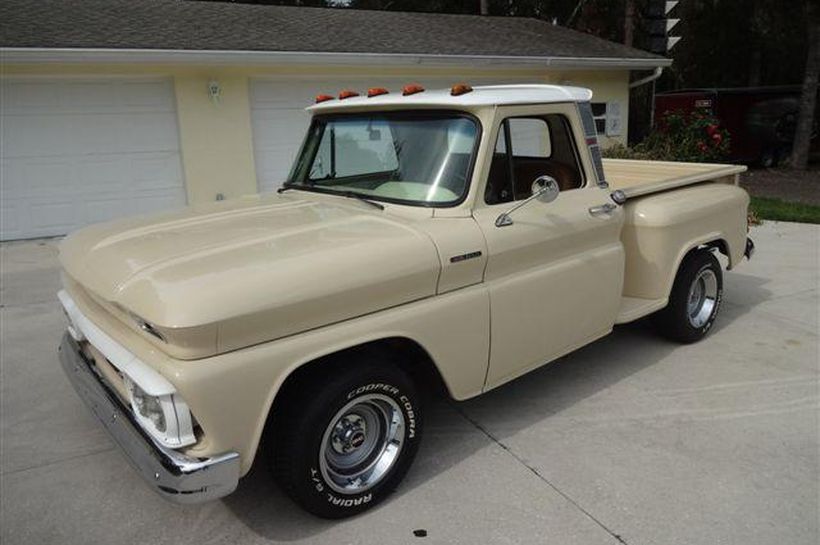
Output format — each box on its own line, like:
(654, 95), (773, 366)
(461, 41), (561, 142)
(453, 403), (630, 545)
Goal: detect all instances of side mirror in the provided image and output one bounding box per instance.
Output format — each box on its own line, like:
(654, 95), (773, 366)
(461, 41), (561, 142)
(531, 175), (560, 203)
(495, 175), (560, 227)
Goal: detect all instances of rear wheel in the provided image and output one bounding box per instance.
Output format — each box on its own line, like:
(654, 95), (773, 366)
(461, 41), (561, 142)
(269, 354), (422, 518)
(654, 250), (723, 343)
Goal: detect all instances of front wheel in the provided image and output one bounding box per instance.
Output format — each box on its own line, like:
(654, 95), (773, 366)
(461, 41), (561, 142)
(270, 356), (422, 518)
(653, 250), (723, 343)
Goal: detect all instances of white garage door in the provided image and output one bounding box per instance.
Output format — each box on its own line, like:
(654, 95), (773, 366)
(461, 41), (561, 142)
(1, 78), (186, 241)
(250, 77), (515, 193)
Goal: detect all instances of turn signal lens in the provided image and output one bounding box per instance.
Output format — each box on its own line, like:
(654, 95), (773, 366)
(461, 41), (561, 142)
(315, 94), (334, 103)
(338, 89), (360, 100)
(402, 83), (425, 96)
(450, 83), (473, 96)
(367, 87), (389, 97)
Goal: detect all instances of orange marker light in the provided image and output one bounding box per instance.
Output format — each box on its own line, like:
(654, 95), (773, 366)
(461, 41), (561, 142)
(315, 94), (334, 104)
(450, 83), (473, 96)
(367, 87), (389, 97)
(402, 83), (425, 96)
(338, 89), (360, 100)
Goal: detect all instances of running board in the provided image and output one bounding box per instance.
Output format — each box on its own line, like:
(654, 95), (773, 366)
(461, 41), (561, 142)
(616, 296), (668, 324)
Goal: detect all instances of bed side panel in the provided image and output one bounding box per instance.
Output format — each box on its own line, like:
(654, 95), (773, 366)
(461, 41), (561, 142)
(620, 183), (749, 300)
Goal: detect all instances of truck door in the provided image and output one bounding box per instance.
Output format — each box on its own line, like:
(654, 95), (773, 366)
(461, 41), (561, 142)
(472, 104), (625, 390)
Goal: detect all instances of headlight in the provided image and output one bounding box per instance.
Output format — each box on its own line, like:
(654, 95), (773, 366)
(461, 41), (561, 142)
(124, 376), (196, 448)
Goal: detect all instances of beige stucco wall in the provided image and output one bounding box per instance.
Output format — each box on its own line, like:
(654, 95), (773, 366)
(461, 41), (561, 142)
(1, 63), (632, 204)
(173, 74), (258, 202)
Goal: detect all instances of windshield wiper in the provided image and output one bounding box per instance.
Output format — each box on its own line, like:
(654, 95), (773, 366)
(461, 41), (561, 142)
(339, 191), (385, 210)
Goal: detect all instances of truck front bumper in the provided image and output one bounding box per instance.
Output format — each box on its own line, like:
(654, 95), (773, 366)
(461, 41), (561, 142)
(58, 333), (240, 504)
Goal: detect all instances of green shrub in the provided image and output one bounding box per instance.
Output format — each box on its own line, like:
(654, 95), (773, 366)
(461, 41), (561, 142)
(603, 110), (731, 163)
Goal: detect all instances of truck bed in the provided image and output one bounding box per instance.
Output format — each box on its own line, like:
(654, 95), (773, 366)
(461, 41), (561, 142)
(603, 159), (747, 199)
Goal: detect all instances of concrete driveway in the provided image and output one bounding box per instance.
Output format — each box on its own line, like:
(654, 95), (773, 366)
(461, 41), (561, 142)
(1, 221), (817, 545)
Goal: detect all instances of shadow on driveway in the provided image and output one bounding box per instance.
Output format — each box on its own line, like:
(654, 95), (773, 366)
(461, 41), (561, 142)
(222, 271), (771, 541)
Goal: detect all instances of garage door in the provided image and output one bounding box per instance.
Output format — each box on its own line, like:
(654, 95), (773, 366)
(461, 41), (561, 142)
(250, 77), (514, 193)
(1, 78), (186, 240)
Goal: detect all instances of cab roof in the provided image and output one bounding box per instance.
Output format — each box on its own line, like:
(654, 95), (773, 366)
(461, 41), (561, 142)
(306, 84), (594, 112)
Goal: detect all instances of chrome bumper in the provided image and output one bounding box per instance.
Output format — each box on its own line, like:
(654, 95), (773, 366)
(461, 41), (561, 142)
(58, 334), (240, 504)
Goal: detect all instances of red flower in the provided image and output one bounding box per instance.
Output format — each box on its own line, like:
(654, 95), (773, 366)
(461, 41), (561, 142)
(712, 133), (723, 145)
(697, 142), (709, 153)
(706, 124), (719, 136)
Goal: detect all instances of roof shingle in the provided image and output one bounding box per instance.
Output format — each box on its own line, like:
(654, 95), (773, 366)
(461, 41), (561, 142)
(0, 0), (664, 62)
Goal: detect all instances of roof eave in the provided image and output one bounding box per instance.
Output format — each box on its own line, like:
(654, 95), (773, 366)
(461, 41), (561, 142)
(0, 48), (673, 70)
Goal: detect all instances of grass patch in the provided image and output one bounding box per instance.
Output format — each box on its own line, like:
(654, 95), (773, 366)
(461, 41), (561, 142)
(750, 197), (820, 224)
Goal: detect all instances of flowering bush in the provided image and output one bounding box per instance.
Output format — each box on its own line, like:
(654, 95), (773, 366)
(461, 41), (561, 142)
(603, 110), (731, 163)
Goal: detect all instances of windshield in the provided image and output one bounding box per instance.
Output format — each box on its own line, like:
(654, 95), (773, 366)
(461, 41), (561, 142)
(286, 112), (479, 206)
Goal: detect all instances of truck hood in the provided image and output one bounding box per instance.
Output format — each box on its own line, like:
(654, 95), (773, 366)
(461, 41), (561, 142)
(60, 193), (441, 356)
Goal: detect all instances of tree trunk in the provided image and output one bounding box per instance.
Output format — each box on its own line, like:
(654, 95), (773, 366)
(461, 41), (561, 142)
(748, 0), (762, 86)
(790, 2), (820, 170)
(624, 0), (635, 47)
(479, 0), (488, 15)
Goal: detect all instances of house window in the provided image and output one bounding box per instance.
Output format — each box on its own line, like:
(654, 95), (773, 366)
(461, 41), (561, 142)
(591, 101), (622, 137)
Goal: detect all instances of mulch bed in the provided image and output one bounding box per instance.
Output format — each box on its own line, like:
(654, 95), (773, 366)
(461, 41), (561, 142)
(739, 167), (820, 206)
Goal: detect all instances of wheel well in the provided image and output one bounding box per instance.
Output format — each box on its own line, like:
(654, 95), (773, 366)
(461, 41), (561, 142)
(703, 239), (729, 259)
(262, 338), (448, 450)
(680, 239), (730, 271)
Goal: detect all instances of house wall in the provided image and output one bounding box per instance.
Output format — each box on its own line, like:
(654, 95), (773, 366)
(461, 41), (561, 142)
(1, 63), (631, 205)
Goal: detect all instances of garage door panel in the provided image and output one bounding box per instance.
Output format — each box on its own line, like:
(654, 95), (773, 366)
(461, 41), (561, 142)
(1, 205), (20, 238)
(130, 152), (185, 189)
(119, 114), (182, 152)
(28, 200), (78, 231)
(1, 77), (186, 240)
(2, 81), (61, 112)
(120, 81), (177, 109)
(85, 197), (131, 224)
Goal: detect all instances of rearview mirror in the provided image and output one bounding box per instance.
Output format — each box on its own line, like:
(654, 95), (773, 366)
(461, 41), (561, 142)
(495, 175), (560, 227)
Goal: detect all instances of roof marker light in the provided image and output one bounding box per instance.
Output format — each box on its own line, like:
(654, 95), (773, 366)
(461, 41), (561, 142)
(367, 87), (390, 97)
(450, 83), (473, 96)
(315, 94), (334, 104)
(338, 89), (360, 100)
(402, 83), (425, 96)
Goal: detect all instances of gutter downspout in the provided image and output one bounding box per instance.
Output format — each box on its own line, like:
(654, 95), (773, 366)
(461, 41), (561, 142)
(629, 66), (664, 88)
(629, 66), (665, 133)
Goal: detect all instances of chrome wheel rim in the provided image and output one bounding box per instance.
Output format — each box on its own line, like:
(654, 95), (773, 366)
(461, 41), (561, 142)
(687, 268), (718, 328)
(319, 393), (405, 494)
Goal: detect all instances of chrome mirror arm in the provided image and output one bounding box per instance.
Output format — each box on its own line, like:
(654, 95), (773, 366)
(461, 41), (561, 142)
(494, 175), (559, 227)
(494, 190), (544, 227)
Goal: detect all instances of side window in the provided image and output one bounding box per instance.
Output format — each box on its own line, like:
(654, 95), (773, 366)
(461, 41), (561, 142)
(484, 114), (585, 205)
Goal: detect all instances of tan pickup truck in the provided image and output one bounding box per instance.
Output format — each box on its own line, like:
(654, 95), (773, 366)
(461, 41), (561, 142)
(58, 84), (753, 517)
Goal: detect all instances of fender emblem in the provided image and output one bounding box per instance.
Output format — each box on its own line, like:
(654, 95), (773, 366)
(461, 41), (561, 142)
(450, 251), (482, 264)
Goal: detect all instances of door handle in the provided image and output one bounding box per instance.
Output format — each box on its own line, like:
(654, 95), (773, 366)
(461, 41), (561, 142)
(588, 203), (617, 216)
